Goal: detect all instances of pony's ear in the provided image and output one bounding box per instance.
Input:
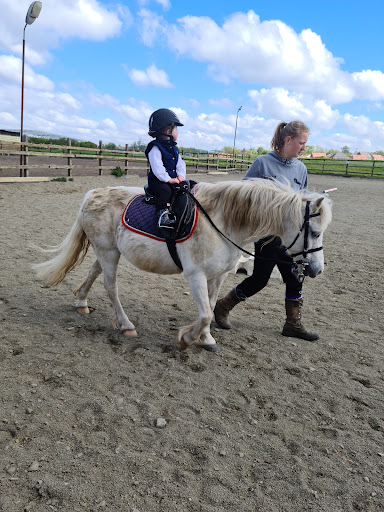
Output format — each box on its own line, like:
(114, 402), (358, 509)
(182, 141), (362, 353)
(312, 197), (324, 214)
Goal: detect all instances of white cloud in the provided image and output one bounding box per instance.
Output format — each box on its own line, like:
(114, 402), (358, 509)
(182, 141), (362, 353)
(352, 70), (384, 101)
(0, 0), (129, 65)
(248, 88), (340, 129)
(0, 112), (17, 125)
(0, 55), (54, 90)
(138, 9), (384, 105)
(127, 64), (173, 88)
(138, 9), (164, 46)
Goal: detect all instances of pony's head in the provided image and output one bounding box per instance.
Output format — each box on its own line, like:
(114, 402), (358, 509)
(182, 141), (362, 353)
(281, 192), (332, 278)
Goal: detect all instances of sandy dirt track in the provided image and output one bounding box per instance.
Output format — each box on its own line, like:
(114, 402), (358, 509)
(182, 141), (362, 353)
(0, 172), (383, 512)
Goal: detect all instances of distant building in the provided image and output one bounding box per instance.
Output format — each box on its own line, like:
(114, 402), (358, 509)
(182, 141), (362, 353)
(356, 152), (371, 160)
(352, 154), (369, 160)
(310, 152), (327, 158)
(331, 152), (349, 160)
(0, 129), (20, 143)
(371, 154), (384, 161)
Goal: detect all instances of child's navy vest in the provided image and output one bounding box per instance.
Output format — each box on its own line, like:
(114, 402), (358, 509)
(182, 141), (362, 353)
(145, 139), (179, 184)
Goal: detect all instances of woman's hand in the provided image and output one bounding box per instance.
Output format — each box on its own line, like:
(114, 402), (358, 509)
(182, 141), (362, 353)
(177, 175), (185, 183)
(168, 177), (180, 184)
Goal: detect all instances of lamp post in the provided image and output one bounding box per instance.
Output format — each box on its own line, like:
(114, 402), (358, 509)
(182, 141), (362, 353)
(233, 105), (242, 160)
(20, 1), (42, 175)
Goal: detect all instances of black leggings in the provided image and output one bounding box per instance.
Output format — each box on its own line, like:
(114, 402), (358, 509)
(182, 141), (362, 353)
(236, 237), (303, 300)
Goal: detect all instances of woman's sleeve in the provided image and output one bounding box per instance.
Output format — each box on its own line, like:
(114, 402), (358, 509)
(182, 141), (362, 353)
(147, 146), (171, 182)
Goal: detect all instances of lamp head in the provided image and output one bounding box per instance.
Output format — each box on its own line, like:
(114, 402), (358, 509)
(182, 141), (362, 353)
(26, 1), (42, 25)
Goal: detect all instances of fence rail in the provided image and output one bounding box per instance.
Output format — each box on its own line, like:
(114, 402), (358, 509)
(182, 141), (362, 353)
(0, 137), (252, 178)
(1, 139), (384, 179)
(302, 158), (384, 178)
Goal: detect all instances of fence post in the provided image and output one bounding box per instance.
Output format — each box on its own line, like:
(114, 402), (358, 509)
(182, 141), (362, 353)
(216, 153), (219, 171)
(22, 134), (29, 177)
(67, 138), (72, 177)
(207, 153), (209, 171)
(125, 144), (129, 174)
(98, 140), (103, 176)
(196, 152), (199, 171)
(322, 159), (325, 174)
(346, 160), (349, 176)
(371, 159), (375, 177)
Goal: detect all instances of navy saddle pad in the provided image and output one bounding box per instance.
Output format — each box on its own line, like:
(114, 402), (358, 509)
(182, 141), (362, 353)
(122, 194), (197, 242)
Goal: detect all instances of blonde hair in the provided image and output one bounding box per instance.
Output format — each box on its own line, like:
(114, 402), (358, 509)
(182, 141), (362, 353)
(271, 121), (309, 152)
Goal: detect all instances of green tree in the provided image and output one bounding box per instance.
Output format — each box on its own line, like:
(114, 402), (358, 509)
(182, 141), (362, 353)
(341, 145), (350, 154)
(304, 145), (314, 155)
(104, 142), (117, 150)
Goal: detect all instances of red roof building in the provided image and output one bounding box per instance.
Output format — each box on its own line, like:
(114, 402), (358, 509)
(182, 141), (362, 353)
(311, 152), (327, 158)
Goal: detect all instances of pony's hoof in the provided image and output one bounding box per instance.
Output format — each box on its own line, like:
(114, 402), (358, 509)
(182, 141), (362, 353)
(122, 329), (137, 337)
(201, 344), (221, 353)
(76, 306), (90, 314)
(179, 337), (189, 351)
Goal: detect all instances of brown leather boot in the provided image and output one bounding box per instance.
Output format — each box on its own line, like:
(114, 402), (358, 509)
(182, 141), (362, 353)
(282, 298), (319, 341)
(214, 288), (244, 329)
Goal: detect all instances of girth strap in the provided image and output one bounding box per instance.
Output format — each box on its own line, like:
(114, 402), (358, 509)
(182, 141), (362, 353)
(166, 239), (183, 270)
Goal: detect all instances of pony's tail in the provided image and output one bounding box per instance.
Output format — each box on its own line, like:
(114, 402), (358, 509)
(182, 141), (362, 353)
(31, 217), (90, 287)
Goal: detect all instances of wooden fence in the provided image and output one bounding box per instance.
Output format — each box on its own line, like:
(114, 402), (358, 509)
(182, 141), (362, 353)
(0, 137), (253, 178)
(302, 157), (384, 178)
(1, 138), (384, 179)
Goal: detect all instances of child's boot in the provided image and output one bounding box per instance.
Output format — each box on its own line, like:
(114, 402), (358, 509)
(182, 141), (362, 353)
(157, 208), (176, 230)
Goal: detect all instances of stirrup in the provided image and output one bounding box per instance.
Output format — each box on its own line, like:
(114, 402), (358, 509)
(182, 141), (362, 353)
(158, 209), (176, 229)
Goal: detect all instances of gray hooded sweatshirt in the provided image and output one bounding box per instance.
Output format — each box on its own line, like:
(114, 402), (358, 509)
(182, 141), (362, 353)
(243, 151), (308, 192)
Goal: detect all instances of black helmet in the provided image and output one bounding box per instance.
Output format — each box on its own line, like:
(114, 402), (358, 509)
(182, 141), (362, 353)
(148, 108), (183, 137)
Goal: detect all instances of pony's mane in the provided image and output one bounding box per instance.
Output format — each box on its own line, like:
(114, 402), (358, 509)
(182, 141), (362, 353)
(195, 178), (332, 239)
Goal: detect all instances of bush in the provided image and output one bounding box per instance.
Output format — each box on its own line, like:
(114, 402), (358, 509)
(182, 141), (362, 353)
(110, 166), (126, 177)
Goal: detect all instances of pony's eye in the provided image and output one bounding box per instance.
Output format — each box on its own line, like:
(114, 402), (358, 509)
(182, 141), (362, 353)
(311, 230), (321, 238)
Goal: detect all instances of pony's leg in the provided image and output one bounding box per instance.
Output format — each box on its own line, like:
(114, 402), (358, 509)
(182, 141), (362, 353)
(179, 273), (218, 351)
(74, 259), (102, 314)
(95, 248), (137, 337)
(207, 273), (228, 311)
(191, 274), (228, 349)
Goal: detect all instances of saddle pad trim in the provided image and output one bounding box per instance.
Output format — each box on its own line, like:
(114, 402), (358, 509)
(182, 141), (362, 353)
(121, 194), (198, 243)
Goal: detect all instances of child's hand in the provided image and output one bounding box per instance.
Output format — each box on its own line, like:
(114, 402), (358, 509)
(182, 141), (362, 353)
(168, 177), (179, 184)
(177, 175), (185, 182)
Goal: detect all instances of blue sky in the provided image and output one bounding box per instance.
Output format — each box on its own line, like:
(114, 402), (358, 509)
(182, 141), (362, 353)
(1, 0), (384, 152)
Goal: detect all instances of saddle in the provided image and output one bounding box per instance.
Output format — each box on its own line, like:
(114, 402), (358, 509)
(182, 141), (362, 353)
(144, 180), (198, 241)
(122, 180), (198, 269)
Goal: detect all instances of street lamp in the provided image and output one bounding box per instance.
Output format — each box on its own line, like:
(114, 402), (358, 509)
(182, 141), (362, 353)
(20, 1), (42, 172)
(233, 105), (242, 159)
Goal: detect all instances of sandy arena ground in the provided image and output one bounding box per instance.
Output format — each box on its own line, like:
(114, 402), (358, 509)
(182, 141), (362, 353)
(0, 172), (383, 512)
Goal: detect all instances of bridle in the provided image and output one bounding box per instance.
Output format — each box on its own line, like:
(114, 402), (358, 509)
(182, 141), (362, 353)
(286, 200), (322, 259)
(285, 200), (322, 279)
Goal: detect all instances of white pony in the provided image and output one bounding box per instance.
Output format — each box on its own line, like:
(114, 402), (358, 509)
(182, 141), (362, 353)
(32, 179), (332, 351)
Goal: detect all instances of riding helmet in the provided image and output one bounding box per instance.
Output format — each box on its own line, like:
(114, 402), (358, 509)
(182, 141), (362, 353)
(148, 108), (183, 137)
